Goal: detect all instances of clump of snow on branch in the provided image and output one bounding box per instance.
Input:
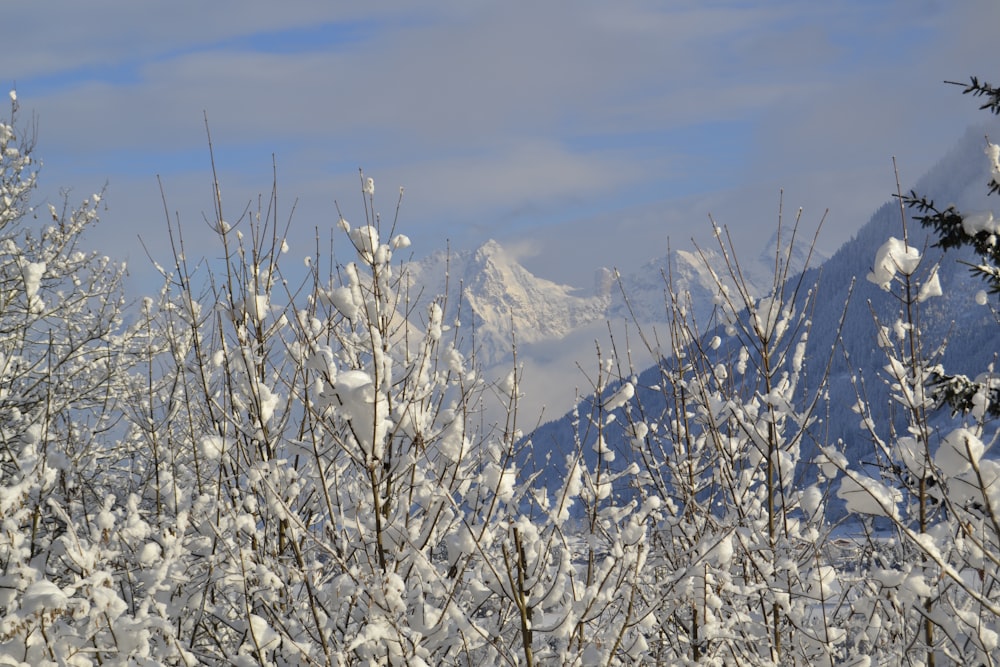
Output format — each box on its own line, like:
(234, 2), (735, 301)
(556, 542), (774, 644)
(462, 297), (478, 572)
(867, 236), (921, 290)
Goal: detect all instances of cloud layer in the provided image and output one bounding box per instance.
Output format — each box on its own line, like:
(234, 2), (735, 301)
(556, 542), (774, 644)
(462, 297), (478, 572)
(4, 1), (998, 288)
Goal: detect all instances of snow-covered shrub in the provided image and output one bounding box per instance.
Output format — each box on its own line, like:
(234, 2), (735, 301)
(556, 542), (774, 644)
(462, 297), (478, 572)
(583, 209), (851, 665)
(125, 169), (492, 663)
(515, 354), (661, 664)
(0, 96), (185, 664)
(827, 78), (1000, 665)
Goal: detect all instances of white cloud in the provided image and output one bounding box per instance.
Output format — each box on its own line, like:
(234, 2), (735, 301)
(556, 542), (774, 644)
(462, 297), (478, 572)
(4, 0), (999, 290)
(391, 140), (639, 212)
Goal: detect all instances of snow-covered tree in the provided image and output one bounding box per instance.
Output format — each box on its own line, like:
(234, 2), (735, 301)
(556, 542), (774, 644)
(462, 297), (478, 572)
(0, 94), (163, 663)
(545, 205), (852, 665)
(900, 77), (1000, 418)
(107, 151), (663, 664)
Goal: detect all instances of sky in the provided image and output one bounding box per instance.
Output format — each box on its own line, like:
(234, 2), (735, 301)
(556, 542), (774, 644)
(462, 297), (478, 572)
(2, 1), (998, 294)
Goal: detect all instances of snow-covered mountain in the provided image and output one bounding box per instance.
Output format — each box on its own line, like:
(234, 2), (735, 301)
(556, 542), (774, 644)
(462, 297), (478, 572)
(395, 213), (828, 430)
(605, 229), (824, 327)
(394, 124), (1000, 459)
(605, 248), (725, 325)
(405, 239), (611, 366)
(404, 228), (821, 372)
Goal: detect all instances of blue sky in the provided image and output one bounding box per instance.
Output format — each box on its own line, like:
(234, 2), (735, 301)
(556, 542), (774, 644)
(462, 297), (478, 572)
(3, 1), (998, 290)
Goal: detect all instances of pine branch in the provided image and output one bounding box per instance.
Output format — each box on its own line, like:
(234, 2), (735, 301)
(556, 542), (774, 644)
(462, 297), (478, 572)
(900, 191), (1000, 292)
(928, 370), (1000, 418)
(946, 76), (1000, 116)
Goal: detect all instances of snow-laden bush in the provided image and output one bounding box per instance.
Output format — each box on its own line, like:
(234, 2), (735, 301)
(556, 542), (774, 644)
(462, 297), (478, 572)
(3, 78), (1000, 665)
(0, 95), (171, 664)
(0, 93), (659, 661)
(589, 208), (853, 665)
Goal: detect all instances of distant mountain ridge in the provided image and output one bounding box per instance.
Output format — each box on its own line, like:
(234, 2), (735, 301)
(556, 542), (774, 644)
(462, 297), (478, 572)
(397, 123), (1000, 502)
(404, 227), (822, 371)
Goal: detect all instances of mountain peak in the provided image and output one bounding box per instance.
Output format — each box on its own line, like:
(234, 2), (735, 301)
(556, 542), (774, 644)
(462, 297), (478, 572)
(472, 239), (510, 266)
(477, 238), (504, 253)
(404, 238), (610, 365)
